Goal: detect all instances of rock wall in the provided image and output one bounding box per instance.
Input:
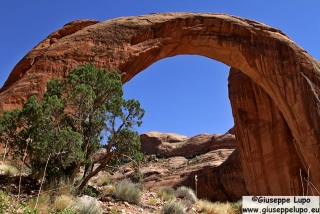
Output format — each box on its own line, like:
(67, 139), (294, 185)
(229, 68), (304, 195)
(0, 13), (319, 196)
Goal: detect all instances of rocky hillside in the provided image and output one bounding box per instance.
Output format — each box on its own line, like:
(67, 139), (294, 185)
(111, 130), (248, 202)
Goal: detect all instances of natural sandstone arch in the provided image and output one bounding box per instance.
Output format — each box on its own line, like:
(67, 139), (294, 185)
(0, 13), (319, 196)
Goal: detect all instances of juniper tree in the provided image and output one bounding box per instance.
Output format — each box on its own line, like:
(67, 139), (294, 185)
(0, 63), (144, 192)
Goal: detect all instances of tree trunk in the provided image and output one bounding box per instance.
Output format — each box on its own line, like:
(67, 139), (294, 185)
(76, 153), (113, 193)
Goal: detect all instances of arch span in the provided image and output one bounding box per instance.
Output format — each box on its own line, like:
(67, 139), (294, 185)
(0, 13), (319, 195)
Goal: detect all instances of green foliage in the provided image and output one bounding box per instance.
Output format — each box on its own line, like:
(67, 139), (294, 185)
(84, 186), (97, 198)
(218, 150), (225, 158)
(0, 63), (145, 191)
(114, 179), (142, 204)
(0, 190), (9, 213)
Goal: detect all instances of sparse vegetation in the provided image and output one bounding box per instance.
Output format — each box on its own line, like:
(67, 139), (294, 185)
(148, 197), (158, 206)
(0, 163), (19, 176)
(175, 186), (197, 204)
(218, 150), (225, 158)
(74, 196), (102, 214)
(197, 199), (242, 214)
(161, 200), (186, 214)
(94, 175), (112, 187)
(53, 195), (74, 212)
(114, 179), (142, 204)
(157, 186), (175, 201)
(102, 184), (116, 195)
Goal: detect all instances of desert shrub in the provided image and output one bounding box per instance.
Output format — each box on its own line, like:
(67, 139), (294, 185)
(197, 199), (236, 214)
(75, 195), (102, 214)
(148, 197), (158, 206)
(95, 175), (112, 187)
(84, 186), (97, 197)
(158, 187), (175, 201)
(0, 164), (19, 176)
(232, 200), (242, 214)
(175, 186), (197, 204)
(53, 195), (74, 212)
(161, 200), (186, 214)
(114, 179), (141, 204)
(102, 184), (116, 195)
(26, 193), (51, 214)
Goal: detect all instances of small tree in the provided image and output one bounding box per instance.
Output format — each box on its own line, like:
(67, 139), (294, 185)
(0, 63), (145, 192)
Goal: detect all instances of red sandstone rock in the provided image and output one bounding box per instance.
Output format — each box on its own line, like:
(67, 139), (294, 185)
(0, 13), (319, 196)
(140, 131), (236, 158)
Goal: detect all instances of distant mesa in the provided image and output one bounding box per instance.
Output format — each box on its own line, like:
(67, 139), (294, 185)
(0, 13), (319, 197)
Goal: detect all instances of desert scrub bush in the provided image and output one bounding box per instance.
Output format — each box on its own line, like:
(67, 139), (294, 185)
(197, 199), (236, 214)
(0, 164), (19, 176)
(94, 174), (112, 187)
(53, 194), (74, 212)
(232, 200), (242, 214)
(175, 186), (197, 204)
(102, 184), (116, 195)
(74, 195), (103, 214)
(148, 197), (158, 206)
(114, 179), (141, 204)
(161, 200), (186, 214)
(158, 186), (175, 201)
(26, 193), (51, 214)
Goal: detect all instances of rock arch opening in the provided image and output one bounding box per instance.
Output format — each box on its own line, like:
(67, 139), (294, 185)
(0, 13), (319, 196)
(123, 55), (233, 136)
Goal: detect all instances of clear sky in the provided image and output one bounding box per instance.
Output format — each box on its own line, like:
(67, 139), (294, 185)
(1, 1), (319, 137)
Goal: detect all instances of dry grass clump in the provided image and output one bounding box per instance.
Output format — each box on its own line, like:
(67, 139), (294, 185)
(148, 197), (158, 206)
(102, 184), (116, 195)
(114, 179), (141, 205)
(0, 164), (19, 176)
(175, 186), (197, 204)
(94, 174), (112, 187)
(75, 195), (103, 214)
(53, 194), (74, 212)
(161, 200), (186, 214)
(157, 186), (175, 201)
(26, 193), (51, 214)
(197, 199), (241, 214)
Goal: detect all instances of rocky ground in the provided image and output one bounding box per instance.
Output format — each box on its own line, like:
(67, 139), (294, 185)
(0, 130), (245, 213)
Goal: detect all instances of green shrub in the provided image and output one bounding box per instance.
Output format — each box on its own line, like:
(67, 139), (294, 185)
(158, 187), (175, 201)
(114, 179), (141, 204)
(175, 186), (197, 204)
(161, 200), (186, 214)
(0, 190), (9, 213)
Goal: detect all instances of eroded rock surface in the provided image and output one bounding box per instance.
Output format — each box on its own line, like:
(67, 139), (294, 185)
(114, 131), (246, 201)
(140, 131), (236, 158)
(0, 13), (319, 196)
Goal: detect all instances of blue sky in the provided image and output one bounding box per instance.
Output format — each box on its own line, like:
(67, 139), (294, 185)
(1, 1), (319, 137)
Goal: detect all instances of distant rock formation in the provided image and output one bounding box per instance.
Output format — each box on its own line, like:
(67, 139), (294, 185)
(114, 131), (247, 201)
(0, 13), (319, 196)
(140, 131), (236, 158)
